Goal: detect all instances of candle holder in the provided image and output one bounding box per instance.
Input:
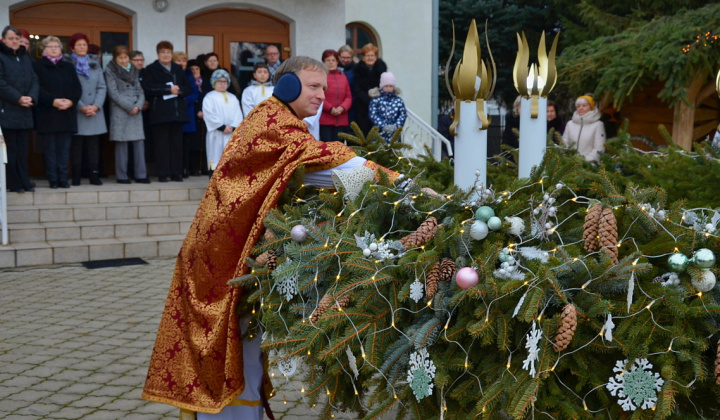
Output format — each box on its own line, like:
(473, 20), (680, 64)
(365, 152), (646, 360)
(513, 32), (559, 178)
(445, 20), (496, 191)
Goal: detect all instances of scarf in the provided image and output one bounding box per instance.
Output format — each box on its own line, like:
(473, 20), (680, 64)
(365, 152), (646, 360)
(107, 59), (139, 84)
(195, 77), (203, 92)
(44, 55), (62, 65)
(72, 53), (90, 78)
(122, 63), (132, 72)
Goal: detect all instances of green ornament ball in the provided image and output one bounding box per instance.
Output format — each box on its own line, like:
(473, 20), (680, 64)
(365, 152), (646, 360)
(487, 216), (502, 231)
(667, 253), (689, 273)
(498, 248), (511, 263)
(475, 206), (495, 222)
(692, 248), (716, 269)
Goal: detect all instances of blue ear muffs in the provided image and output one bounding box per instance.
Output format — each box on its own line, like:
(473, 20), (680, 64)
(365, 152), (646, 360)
(273, 73), (302, 103)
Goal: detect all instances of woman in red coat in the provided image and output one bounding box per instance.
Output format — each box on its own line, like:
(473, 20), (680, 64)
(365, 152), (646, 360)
(319, 49), (352, 142)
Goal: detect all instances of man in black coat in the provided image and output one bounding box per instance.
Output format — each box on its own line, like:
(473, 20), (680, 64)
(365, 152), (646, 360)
(0, 25), (38, 192)
(142, 41), (191, 182)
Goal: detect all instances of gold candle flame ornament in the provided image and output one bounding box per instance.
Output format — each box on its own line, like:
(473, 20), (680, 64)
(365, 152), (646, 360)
(513, 31), (559, 118)
(446, 19), (496, 135)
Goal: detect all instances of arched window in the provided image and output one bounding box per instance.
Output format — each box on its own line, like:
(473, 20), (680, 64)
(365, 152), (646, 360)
(345, 22), (378, 57)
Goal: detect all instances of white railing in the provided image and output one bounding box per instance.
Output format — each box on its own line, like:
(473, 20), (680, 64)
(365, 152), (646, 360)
(401, 109), (453, 161)
(1, 129), (8, 246)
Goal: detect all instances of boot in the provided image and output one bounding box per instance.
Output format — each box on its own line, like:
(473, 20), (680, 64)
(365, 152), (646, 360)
(71, 165), (82, 186)
(90, 171), (103, 186)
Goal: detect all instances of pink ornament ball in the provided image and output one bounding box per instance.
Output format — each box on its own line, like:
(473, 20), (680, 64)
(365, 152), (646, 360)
(456, 267), (479, 290)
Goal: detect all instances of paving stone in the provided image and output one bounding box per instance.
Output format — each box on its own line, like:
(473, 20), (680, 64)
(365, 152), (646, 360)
(29, 380), (69, 392)
(58, 382), (103, 395)
(21, 366), (64, 379)
(0, 398), (34, 414)
(66, 192), (98, 205)
(6, 389), (54, 402)
(43, 405), (95, 419)
(67, 395), (115, 408)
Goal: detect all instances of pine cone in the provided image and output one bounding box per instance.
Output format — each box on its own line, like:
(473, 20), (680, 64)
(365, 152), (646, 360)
(310, 294), (349, 323)
(425, 263), (441, 299)
(553, 304), (577, 352)
(583, 204), (602, 253)
(715, 339), (720, 385)
(264, 229), (275, 242)
(599, 208), (619, 264)
(400, 217), (438, 250)
(266, 250), (278, 270)
(438, 258), (457, 282)
(256, 251), (271, 267)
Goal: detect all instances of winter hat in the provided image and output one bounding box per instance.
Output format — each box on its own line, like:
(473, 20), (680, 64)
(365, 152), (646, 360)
(379, 72), (396, 88)
(211, 69), (231, 88)
(576, 95), (595, 110)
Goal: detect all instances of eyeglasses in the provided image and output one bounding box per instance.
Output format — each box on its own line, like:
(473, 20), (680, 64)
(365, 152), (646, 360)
(132, 58), (144, 62)
(45, 45), (61, 49)
(214, 80), (228, 84)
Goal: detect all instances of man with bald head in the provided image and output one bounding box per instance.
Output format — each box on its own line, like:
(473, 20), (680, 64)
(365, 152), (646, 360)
(143, 56), (398, 419)
(264, 44), (282, 84)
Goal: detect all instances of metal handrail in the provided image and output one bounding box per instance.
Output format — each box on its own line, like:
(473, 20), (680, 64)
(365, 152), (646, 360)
(401, 109), (453, 161)
(1, 128), (8, 246)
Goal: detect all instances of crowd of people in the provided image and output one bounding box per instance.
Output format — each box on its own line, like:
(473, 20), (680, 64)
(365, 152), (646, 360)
(0, 24), (407, 192)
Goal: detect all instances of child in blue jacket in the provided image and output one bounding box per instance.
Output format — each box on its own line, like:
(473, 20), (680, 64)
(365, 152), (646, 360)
(369, 72), (406, 142)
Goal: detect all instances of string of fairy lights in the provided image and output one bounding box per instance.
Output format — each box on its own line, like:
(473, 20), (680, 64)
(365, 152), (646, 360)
(246, 143), (720, 418)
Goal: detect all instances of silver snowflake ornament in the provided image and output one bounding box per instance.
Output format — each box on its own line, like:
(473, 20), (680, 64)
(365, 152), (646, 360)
(409, 279), (424, 303)
(607, 358), (664, 411)
(522, 322), (542, 377)
(407, 348), (436, 401)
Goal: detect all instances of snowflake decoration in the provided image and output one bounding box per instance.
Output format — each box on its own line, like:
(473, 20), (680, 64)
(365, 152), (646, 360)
(407, 348), (436, 401)
(278, 357), (297, 376)
(607, 358), (664, 411)
(409, 279), (424, 303)
(522, 322), (542, 377)
(276, 275), (298, 301)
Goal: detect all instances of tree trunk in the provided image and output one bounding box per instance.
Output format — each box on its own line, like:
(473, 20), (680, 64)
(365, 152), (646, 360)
(672, 72), (707, 151)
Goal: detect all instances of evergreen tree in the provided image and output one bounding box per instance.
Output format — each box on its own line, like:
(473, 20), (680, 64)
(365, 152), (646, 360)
(232, 129), (720, 419)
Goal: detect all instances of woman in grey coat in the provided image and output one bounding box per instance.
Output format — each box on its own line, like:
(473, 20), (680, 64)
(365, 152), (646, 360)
(105, 45), (149, 184)
(66, 33), (106, 186)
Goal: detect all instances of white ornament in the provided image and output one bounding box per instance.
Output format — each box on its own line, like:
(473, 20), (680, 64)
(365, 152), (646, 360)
(659, 272), (680, 287)
(505, 216), (525, 237)
(277, 275), (298, 301)
(627, 272), (635, 313)
(518, 246), (550, 263)
(555, 182), (564, 189)
(363, 248), (372, 257)
(691, 270), (716, 292)
(607, 358), (664, 411)
(409, 279), (424, 303)
(407, 348), (436, 401)
(369, 243), (378, 252)
(290, 225), (308, 243)
(512, 293), (526, 318)
(522, 322), (542, 377)
(346, 346), (359, 379)
(469, 220), (489, 240)
(278, 357), (298, 376)
(600, 313), (615, 342)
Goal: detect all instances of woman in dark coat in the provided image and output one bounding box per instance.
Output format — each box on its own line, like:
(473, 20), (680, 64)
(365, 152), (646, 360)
(0, 25), (38, 193)
(353, 43), (387, 134)
(32, 36), (81, 189)
(65, 32), (107, 186)
(141, 40), (191, 182)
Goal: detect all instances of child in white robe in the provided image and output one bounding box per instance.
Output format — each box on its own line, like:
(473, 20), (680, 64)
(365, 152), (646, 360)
(203, 69), (243, 172)
(241, 63), (273, 118)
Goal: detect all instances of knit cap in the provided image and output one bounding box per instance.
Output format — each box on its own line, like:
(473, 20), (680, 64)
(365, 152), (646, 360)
(211, 69), (231, 88)
(379, 72), (396, 88)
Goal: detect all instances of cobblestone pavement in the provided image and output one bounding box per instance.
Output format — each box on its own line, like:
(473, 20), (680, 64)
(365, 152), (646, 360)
(0, 257), (340, 420)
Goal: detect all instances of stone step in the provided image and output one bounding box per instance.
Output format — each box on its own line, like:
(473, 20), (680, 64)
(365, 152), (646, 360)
(6, 184), (207, 207)
(7, 201), (200, 224)
(7, 217), (195, 243)
(0, 235), (185, 268)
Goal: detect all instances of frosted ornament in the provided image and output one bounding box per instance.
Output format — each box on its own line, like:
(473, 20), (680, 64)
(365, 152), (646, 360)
(346, 346), (359, 379)
(498, 248), (511, 263)
(691, 270), (716, 292)
(469, 221), (489, 240)
(278, 357), (297, 376)
(692, 248), (715, 269)
(475, 206), (495, 222)
(505, 216), (525, 236)
(456, 267), (479, 289)
(290, 225), (308, 243)
(363, 248), (372, 257)
(607, 358), (664, 411)
(369, 243), (378, 252)
(487, 216), (502, 231)
(407, 348), (436, 401)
